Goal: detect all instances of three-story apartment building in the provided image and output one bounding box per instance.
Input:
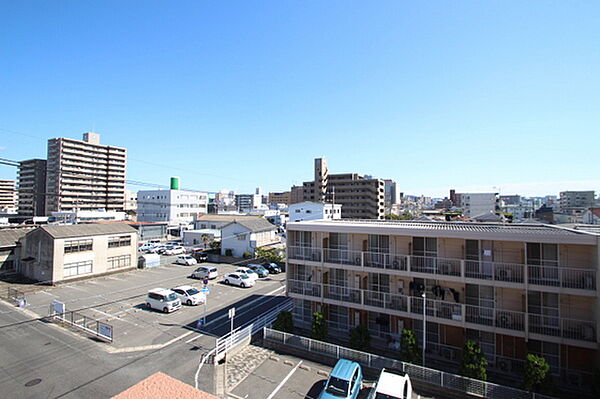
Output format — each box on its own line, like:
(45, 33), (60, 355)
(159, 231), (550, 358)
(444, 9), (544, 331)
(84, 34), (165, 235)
(286, 219), (599, 390)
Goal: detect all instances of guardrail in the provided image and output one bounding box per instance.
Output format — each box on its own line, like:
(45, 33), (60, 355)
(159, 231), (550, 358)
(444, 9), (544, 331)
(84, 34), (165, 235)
(263, 328), (556, 399)
(49, 309), (113, 342)
(214, 298), (293, 361)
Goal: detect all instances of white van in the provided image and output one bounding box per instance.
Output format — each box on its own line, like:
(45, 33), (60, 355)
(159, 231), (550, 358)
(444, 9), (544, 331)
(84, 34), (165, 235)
(146, 288), (182, 313)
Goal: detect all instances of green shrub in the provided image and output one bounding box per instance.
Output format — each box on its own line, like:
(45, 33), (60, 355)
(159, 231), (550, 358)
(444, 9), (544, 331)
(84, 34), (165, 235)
(242, 251), (252, 259)
(311, 312), (327, 341)
(225, 249), (232, 257)
(522, 353), (550, 392)
(272, 311), (294, 333)
(348, 324), (371, 351)
(460, 340), (488, 381)
(400, 328), (421, 364)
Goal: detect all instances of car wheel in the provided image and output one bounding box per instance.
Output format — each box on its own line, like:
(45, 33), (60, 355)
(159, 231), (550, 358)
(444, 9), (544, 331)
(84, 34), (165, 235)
(163, 307), (168, 313)
(224, 279), (230, 285)
(240, 282), (246, 288)
(187, 300), (192, 306)
(146, 303), (151, 309)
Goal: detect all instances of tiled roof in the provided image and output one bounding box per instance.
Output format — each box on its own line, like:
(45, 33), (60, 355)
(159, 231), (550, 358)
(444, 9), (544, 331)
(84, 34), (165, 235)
(227, 217), (276, 233)
(288, 219), (598, 244)
(0, 228), (32, 248)
(196, 214), (257, 222)
(38, 223), (137, 239)
(111, 372), (218, 399)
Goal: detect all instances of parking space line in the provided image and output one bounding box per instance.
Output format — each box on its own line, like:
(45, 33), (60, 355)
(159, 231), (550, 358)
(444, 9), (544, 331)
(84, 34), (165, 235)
(265, 361), (302, 399)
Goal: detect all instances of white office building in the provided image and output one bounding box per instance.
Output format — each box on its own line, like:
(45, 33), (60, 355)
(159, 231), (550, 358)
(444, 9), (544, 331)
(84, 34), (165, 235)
(137, 188), (208, 226)
(289, 201), (342, 223)
(458, 193), (499, 218)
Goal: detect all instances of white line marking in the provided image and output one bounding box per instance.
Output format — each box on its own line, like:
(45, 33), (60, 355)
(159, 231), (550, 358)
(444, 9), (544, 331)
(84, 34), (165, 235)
(265, 360), (302, 399)
(185, 333), (203, 344)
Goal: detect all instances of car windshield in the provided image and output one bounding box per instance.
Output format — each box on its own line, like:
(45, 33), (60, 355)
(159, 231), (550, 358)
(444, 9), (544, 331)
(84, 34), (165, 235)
(184, 256), (193, 259)
(186, 288), (199, 295)
(209, 268), (217, 272)
(325, 377), (349, 397)
(240, 274), (249, 279)
(166, 293), (177, 301)
(247, 270), (256, 274)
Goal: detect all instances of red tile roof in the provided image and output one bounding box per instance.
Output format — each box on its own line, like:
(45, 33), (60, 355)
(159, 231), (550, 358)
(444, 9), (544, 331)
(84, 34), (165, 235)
(111, 372), (219, 399)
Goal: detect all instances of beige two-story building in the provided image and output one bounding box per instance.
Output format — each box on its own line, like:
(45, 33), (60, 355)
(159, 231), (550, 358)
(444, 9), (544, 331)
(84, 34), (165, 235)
(19, 223), (138, 284)
(286, 219), (600, 391)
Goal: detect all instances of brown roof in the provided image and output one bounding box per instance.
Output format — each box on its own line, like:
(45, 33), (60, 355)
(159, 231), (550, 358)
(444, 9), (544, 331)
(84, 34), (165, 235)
(111, 372), (218, 399)
(37, 223), (137, 239)
(0, 228), (32, 248)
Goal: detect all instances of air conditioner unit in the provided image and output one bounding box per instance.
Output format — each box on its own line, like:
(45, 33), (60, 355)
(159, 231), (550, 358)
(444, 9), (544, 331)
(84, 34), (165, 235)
(497, 313), (515, 329)
(496, 359), (510, 372)
(497, 268), (513, 280)
(439, 347), (456, 360)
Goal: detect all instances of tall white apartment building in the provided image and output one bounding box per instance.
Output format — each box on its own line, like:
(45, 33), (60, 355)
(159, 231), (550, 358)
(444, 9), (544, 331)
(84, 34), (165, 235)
(137, 188), (208, 226)
(286, 219), (600, 392)
(45, 132), (127, 214)
(560, 191), (596, 213)
(289, 201), (342, 223)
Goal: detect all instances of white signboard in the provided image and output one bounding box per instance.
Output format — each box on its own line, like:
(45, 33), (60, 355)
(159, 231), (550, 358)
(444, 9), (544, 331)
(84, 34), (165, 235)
(98, 323), (113, 341)
(228, 307), (235, 319)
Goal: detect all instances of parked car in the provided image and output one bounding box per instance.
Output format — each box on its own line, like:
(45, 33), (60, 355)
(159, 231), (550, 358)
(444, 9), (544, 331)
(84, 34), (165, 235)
(319, 359), (363, 399)
(223, 273), (255, 288)
(234, 267), (258, 281)
(146, 288), (182, 313)
(166, 241), (181, 246)
(148, 239), (161, 245)
(154, 245), (168, 254)
(192, 249), (208, 262)
(191, 266), (218, 280)
(139, 244), (156, 253)
(247, 264), (269, 278)
(164, 246), (185, 255)
(174, 255), (197, 266)
(261, 262), (281, 274)
(367, 369), (412, 399)
(171, 285), (206, 306)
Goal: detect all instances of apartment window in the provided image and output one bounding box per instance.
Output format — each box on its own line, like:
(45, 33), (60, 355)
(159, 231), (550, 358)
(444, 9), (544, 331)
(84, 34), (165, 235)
(201, 224), (207, 229)
(108, 255), (131, 269)
(237, 234), (246, 241)
(368, 235), (389, 253)
(412, 237), (437, 257)
(64, 260), (92, 277)
(210, 224), (216, 229)
(368, 312), (391, 337)
(466, 329), (495, 362)
(108, 235), (131, 248)
(64, 239), (93, 254)
(328, 305), (349, 332)
(330, 268), (348, 287)
(528, 340), (559, 372)
(330, 233), (349, 250)
(526, 243), (558, 267)
(368, 273), (390, 292)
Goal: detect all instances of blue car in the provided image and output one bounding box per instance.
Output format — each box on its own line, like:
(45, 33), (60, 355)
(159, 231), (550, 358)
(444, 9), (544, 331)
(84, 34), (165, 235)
(319, 359), (363, 399)
(247, 264), (269, 278)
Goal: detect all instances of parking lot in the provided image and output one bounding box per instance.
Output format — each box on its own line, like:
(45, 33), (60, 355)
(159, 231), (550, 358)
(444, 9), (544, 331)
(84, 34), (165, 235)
(227, 345), (435, 399)
(14, 257), (287, 351)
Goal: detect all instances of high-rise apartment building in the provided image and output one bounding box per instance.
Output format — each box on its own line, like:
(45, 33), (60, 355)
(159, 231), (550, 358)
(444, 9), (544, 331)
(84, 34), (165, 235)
(299, 158), (385, 219)
(560, 191), (596, 213)
(17, 159), (47, 216)
(290, 185), (304, 205)
(45, 132), (127, 214)
(383, 179), (399, 207)
(0, 179), (17, 212)
(286, 219), (600, 391)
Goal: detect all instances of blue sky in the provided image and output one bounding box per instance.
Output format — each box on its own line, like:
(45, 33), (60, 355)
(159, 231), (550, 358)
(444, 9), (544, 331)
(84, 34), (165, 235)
(1, 1), (598, 197)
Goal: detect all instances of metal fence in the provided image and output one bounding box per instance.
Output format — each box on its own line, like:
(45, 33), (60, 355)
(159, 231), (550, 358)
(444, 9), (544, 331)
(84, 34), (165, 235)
(214, 298), (293, 361)
(263, 328), (556, 399)
(49, 309), (114, 342)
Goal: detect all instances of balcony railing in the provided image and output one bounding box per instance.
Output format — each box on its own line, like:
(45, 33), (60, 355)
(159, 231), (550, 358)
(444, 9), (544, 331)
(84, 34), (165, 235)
(287, 279), (596, 343)
(287, 246), (595, 291)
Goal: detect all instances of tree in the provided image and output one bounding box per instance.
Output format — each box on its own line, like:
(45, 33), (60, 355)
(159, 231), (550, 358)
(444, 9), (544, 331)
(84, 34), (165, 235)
(242, 251), (253, 259)
(201, 233), (210, 248)
(209, 240), (221, 251)
(311, 312), (327, 341)
(256, 247), (285, 264)
(272, 311), (294, 333)
(400, 328), (421, 364)
(460, 340), (488, 381)
(522, 353), (550, 392)
(348, 324), (371, 351)
(385, 212), (413, 220)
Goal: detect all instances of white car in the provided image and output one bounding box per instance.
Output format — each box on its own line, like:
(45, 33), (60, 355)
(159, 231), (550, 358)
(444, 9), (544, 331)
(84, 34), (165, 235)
(139, 244), (156, 253)
(175, 255), (197, 266)
(164, 246), (185, 255)
(171, 285), (206, 306)
(367, 369), (412, 399)
(146, 288), (182, 313)
(223, 273), (255, 288)
(234, 267), (258, 281)
(191, 266), (218, 280)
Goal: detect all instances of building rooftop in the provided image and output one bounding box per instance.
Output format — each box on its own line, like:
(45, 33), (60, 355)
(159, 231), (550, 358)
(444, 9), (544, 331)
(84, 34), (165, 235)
(0, 228), (32, 248)
(111, 372), (218, 399)
(38, 223), (137, 239)
(225, 217), (276, 233)
(287, 219), (598, 244)
(195, 214), (256, 222)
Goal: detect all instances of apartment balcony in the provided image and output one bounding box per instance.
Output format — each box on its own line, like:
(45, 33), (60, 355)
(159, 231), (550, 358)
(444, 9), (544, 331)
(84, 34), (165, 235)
(286, 279), (597, 346)
(287, 246), (596, 293)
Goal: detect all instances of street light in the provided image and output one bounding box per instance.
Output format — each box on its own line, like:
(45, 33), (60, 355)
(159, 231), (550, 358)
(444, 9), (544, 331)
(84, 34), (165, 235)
(422, 291), (426, 365)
